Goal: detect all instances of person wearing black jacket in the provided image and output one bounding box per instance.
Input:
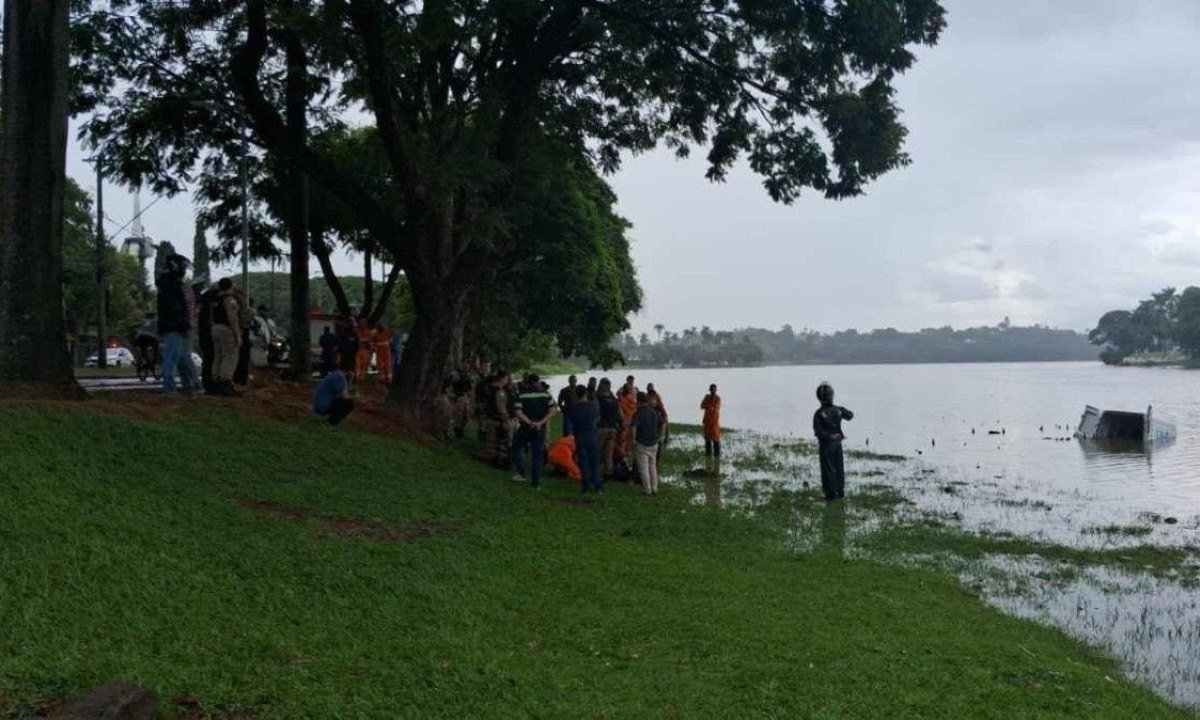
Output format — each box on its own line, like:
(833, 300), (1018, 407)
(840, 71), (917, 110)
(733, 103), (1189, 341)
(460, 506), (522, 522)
(813, 382), (855, 501)
(155, 254), (198, 394)
(596, 378), (621, 478)
(566, 385), (603, 495)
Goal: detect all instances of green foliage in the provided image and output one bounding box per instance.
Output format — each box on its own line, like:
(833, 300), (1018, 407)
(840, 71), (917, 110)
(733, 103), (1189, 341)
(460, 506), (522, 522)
(1090, 286), (1200, 363)
(0, 403), (1189, 719)
(240, 272), (414, 333)
(61, 177), (149, 341)
(620, 322), (1094, 368)
(468, 150), (640, 370)
(1173, 287), (1200, 358)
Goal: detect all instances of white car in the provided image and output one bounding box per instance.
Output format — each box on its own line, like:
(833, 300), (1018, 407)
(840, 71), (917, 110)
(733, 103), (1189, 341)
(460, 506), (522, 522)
(84, 347), (136, 368)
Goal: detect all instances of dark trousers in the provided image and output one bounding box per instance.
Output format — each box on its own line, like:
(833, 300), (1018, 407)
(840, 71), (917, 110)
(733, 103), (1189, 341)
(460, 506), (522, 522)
(561, 411), (574, 437)
(199, 332), (214, 392)
(319, 397), (355, 426)
(704, 438), (722, 459)
(819, 441), (845, 500)
(576, 432), (602, 493)
(512, 426), (546, 486)
(234, 328), (251, 385)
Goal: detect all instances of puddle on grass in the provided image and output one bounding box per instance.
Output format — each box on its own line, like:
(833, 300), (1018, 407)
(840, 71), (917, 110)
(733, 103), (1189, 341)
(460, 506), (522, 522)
(667, 428), (1200, 711)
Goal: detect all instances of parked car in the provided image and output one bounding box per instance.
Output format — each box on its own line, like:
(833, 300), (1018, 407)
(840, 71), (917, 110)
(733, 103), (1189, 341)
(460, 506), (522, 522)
(84, 348), (136, 368)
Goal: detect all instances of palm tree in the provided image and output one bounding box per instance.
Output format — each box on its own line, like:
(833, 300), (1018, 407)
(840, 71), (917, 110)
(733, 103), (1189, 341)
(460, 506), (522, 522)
(653, 323), (665, 342)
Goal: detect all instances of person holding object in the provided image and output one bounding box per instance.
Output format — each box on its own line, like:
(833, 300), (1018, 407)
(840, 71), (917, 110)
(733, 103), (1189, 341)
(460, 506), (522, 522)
(701, 384), (722, 459)
(813, 382), (854, 501)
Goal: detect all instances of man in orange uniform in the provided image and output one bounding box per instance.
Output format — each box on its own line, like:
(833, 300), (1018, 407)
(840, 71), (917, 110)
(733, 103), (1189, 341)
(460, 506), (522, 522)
(355, 318), (375, 381)
(374, 324), (394, 385)
(617, 375), (639, 466)
(701, 384), (721, 459)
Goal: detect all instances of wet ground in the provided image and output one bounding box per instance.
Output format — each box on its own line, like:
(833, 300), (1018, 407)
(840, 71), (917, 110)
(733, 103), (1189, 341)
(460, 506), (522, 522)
(662, 429), (1200, 711)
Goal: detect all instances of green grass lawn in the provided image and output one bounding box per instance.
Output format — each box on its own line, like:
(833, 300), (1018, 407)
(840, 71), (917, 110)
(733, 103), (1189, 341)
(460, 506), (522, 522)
(0, 401), (1191, 719)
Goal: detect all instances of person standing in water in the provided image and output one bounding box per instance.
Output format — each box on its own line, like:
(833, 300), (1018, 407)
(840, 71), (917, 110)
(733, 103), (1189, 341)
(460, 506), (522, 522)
(813, 382), (854, 502)
(700, 384), (722, 459)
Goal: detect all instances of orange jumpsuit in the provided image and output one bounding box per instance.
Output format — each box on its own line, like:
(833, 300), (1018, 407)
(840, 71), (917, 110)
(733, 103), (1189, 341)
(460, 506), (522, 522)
(374, 327), (394, 384)
(618, 388), (638, 459)
(548, 436), (582, 482)
(355, 323), (375, 380)
(701, 394), (722, 441)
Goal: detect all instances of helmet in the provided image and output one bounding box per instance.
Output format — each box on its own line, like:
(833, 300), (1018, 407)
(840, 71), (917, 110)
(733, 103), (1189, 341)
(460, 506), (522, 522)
(816, 382), (834, 403)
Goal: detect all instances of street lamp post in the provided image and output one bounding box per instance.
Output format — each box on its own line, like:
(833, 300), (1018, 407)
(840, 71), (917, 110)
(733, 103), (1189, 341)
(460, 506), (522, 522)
(94, 156), (108, 369)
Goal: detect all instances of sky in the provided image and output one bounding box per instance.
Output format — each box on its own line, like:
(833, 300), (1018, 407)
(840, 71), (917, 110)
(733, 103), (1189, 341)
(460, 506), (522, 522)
(66, 0), (1200, 336)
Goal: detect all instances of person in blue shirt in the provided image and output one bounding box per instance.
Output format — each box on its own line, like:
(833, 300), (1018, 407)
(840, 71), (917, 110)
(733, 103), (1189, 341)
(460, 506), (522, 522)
(313, 363), (355, 426)
(566, 385), (603, 495)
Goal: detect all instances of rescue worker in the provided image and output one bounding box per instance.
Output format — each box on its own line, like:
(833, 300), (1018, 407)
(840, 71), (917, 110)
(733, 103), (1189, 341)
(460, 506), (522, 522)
(617, 379), (639, 464)
(813, 382), (855, 502)
(318, 326), (338, 378)
(557, 375), (579, 436)
(232, 286), (252, 386)
(701, 384), (722, 459)
(486, 371), (514, 468)
(567, 385), (602, 494)
(596, 378), (621, 478)
(512, 374), (557, 486)
(196, 279), (218, 394)
(355, 318), (375, 381)
(210, 278), (243, 396)
(374, 324), (394, 384)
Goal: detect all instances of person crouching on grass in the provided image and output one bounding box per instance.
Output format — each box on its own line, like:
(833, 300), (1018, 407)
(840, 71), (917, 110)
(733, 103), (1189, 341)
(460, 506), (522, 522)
(813, 382), (854, 501)
(313, 359), (356, 427)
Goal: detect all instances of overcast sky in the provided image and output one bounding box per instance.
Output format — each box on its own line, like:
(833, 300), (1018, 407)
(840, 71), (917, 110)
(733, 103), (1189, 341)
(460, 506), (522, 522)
(67, 0), (1200, 335)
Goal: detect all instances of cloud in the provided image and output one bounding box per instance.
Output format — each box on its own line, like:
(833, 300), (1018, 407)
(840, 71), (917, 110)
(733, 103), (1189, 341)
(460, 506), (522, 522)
(1152, 240), (1200, 268)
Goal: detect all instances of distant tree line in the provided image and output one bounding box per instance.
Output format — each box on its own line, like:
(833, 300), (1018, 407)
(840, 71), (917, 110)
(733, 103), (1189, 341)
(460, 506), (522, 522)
(1089, 287), (1200, 365)
(615, 319), (1097, 368)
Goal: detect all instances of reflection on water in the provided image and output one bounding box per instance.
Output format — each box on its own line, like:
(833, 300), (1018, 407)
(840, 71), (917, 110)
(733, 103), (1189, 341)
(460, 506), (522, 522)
(673, 427), (1200, 710)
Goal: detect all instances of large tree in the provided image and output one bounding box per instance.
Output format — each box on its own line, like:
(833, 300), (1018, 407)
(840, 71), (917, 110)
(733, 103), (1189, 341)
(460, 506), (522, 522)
(0, 0), (78, 392)
(78, 0), (946, 422)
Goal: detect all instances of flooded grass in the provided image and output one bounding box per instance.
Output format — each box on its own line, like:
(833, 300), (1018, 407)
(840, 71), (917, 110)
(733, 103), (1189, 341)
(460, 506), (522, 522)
(664, 422), (1200, 710)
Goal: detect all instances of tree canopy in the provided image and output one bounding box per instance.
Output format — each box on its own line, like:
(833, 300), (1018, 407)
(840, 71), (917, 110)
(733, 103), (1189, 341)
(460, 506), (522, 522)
(74, 0), (946, 419)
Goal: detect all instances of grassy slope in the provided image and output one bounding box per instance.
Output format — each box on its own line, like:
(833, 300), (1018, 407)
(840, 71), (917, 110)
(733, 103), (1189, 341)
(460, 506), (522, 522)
(0, 403), (1189, 719)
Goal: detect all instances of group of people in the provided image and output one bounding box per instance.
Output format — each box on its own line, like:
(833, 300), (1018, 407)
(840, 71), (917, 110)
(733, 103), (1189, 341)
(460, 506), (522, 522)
(317, 319), (398, 385)
(467, 371), (724, 497)
(152, 245), (253, 397)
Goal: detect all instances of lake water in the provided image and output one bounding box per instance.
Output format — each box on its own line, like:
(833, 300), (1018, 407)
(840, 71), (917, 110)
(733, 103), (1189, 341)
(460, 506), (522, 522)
(560, 362), (1200, 515)
(556, 362), (1200, 707)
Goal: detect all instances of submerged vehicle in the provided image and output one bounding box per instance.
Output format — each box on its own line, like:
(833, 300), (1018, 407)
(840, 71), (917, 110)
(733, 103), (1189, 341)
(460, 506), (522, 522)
(1074, 405), (1176, 446)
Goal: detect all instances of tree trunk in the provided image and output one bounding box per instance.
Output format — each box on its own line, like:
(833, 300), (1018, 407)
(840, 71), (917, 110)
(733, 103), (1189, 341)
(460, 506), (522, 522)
(0, 0), (79, 393)
(367, 262), (402, 327)
(284, 28), (310, 378)
(387, 276), (470, 423)
(310, 228), (352, 318)
(362, 246), (374, 318)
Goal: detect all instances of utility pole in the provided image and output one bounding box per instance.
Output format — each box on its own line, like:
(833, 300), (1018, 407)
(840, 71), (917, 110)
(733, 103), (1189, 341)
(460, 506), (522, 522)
(95, 158), (108, 369)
